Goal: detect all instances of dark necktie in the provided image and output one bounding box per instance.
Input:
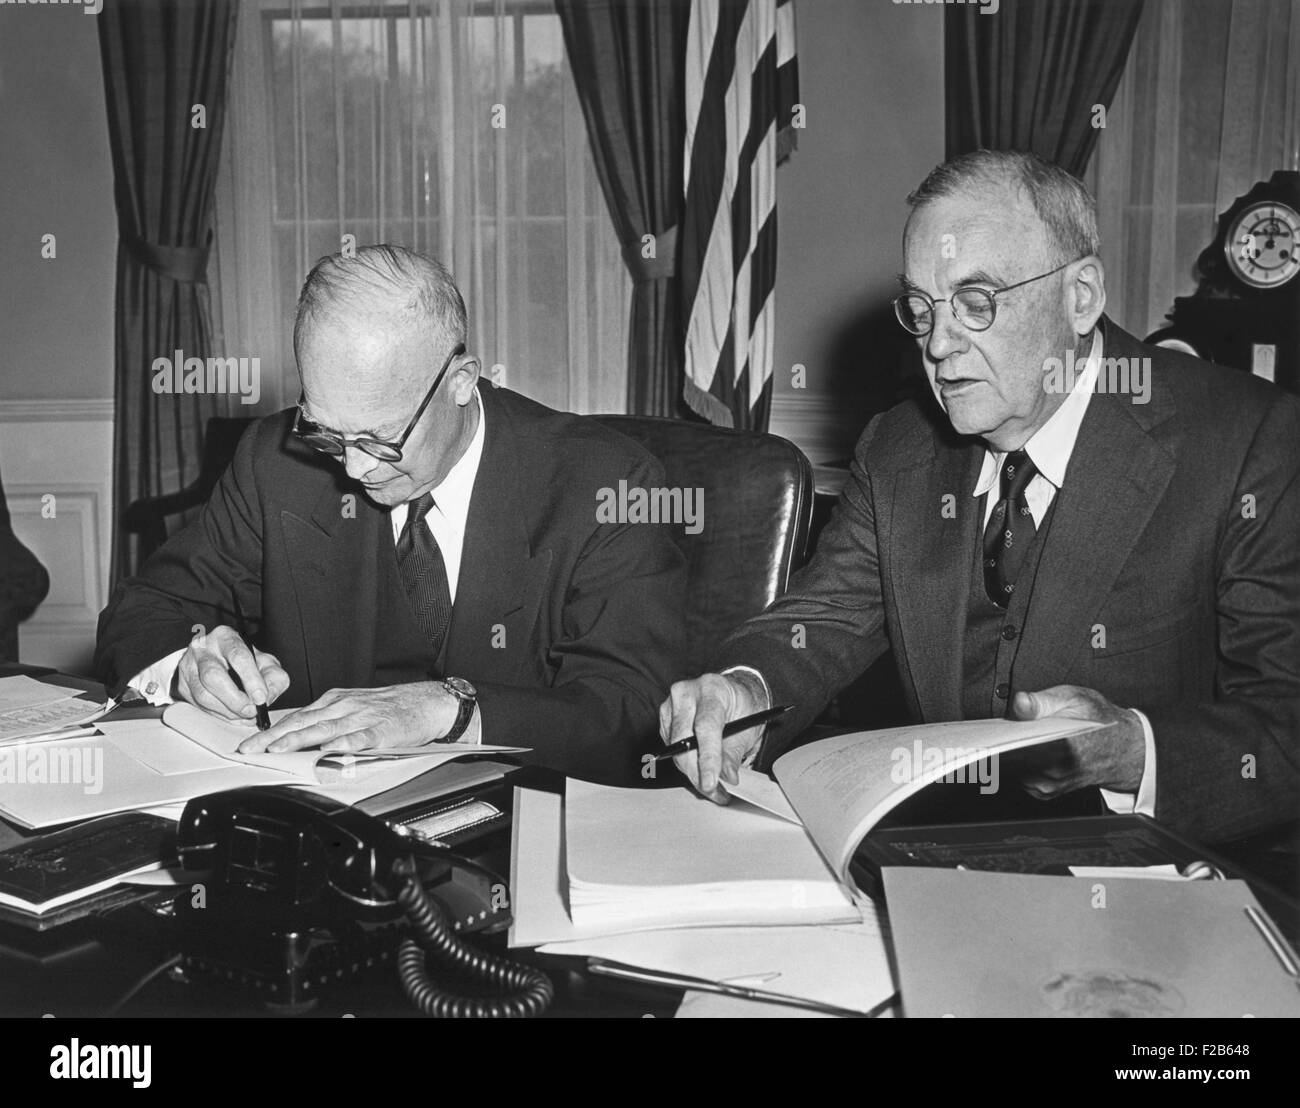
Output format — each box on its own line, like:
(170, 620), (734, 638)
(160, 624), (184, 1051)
(982, 449), (1039, 608)
(396, 492), (452, 659)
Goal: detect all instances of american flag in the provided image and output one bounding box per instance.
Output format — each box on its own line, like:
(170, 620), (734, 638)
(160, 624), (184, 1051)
(681, 0), (799, 430)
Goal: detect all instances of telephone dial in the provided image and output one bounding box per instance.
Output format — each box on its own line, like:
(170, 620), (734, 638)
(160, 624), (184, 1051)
(174, 787), (552, 1017)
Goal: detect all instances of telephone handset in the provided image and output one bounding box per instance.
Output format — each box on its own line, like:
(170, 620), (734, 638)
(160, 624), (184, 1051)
(175, 786), (552, 1017)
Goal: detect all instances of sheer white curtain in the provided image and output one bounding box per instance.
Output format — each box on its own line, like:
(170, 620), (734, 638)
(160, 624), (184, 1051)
(1087, 0), (1300, 340)
(213, 0), (630, 416)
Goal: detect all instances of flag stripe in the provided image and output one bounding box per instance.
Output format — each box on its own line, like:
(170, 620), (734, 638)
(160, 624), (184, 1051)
(679, 0), (744, 323)
(683, 0), (797, 430)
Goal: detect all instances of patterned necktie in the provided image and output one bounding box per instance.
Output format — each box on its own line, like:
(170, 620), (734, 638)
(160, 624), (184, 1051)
(396, 492), (452, 658)
(982, 449), (1039, 608)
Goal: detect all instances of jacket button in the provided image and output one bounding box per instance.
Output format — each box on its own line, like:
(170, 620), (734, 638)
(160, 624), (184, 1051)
(1001, 625), (1017, 641)
(995, 682), (1010, 699)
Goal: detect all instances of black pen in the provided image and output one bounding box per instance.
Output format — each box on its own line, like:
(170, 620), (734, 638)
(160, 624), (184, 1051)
(230, 589), (272, 731)
(654, 704), (794, 761)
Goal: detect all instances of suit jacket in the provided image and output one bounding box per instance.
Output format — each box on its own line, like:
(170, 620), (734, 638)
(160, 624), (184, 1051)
(96, 384), (688, 784)
(720, 321), (1300, 843)
(0, 466), (50, 662)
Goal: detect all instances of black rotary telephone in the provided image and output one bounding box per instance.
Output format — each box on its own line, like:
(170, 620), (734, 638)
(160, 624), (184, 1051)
(174, 787), (552, 1017)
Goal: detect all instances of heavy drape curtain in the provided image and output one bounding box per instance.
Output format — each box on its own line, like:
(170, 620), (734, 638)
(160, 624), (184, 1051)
(944, 0), (1145, 174)
(555, 0), (690, 418)
(213, 0), (629, 419)
(1087, 0), (1300, 339)
(99, 0), (240, 583)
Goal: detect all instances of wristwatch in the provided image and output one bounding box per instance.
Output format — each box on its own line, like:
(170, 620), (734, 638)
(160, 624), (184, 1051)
(435, 676), (477, 743)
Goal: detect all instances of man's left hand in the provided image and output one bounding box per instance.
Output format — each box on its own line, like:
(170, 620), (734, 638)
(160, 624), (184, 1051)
(1010, 684), (1145, 797)
(237, 683), (459, 753)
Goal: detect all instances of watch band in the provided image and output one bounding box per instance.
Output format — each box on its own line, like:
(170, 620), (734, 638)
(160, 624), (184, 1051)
(443, 691), (475, 743)
(434, 676), (477, 743)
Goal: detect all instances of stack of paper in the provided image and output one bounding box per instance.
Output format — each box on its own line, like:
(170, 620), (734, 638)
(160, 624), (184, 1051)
(0, 675), (110, 745)
(564, 779), (859, 932)
(543, 916), (896, 1016)
(510, 786), (890, 1016)
(0, 812), (171, 916)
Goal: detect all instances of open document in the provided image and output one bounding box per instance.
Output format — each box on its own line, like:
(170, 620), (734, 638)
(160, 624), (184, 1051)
(0, 701), (525, 828)
(729, 716), (1108, 887)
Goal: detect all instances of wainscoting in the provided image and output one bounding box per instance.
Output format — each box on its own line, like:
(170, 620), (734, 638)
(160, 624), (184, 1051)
(0, 399), (113, 675)
(769, 391), (865, 465)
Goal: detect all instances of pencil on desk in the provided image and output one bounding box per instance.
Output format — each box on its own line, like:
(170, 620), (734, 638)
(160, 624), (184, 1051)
(585, 958), (885, 1017)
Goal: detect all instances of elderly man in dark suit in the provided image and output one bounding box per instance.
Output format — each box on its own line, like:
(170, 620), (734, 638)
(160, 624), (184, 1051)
(96, 245), (685, 783)
(662, 150), (1300, 844)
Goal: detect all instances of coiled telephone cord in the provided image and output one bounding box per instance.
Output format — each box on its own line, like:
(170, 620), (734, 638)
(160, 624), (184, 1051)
(392, 858), (554, 1018)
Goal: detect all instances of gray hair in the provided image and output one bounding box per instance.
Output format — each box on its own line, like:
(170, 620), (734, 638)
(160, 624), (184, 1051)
(906, 150), (1101, 261)
(293, 244), (467, 363)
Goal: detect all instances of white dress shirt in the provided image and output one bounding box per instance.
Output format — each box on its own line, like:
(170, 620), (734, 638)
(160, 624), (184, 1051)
(387, 386), (485, 603)
(128, 389), (488, 744)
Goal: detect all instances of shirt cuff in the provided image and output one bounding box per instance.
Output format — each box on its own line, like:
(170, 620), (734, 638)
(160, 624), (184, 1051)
(1099, 708), (1157, 817)
(128, 649), (186, 707)
(720, 665), (771, 768)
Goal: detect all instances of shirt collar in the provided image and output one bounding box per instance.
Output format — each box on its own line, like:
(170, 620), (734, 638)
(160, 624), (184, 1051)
(429, 386), (485, 524)
(974, 330), (1102, 497)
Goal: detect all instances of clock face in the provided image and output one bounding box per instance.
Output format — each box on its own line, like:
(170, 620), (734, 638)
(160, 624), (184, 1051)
(1224, 201), (1300, 289)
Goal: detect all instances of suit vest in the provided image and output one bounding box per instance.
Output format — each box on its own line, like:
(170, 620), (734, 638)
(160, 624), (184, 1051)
(961, 498), (1057, 720)
(895, 495), (1099, 824)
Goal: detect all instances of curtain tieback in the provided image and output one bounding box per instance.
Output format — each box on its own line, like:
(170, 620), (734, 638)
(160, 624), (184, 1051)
(123, 230), (211, 285)
(623, 224), (677, 283)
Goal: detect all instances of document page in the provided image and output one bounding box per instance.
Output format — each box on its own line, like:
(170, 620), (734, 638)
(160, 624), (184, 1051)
(774, 717), (1107, 884)
(564, 779), (857, 930)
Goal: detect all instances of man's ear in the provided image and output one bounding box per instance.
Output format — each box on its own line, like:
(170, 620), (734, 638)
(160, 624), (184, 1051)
(450, 354), (481, 405)
(1068, 256), (1106, 336)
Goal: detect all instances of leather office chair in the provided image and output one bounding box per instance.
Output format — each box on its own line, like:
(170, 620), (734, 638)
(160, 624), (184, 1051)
(122, 410), (817, 671)
(592, 415), (814, 674)
(121, 417), (256, 572)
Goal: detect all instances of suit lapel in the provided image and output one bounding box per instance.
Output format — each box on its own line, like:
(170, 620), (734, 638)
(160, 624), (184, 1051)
(280, 469), (382, 698)
(890, 432), (984, 721)
(443, 386), (550, 680)
(1014, 324), (1178, 689)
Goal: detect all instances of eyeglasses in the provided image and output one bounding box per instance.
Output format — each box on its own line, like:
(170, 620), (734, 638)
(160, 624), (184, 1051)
(892, 259), (1081, 336)
(293, 343), (466, 462)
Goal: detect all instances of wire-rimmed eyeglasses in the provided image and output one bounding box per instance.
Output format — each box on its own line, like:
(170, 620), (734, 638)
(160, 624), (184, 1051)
(892, 259), (1082, 336)
(293, 343), (467, 462)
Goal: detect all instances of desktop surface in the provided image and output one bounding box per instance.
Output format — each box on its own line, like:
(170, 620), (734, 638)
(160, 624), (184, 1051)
(1, 671), (1296, 1018)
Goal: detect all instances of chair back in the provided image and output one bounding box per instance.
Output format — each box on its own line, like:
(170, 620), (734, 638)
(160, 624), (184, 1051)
(592, 415), (814, 672)
(122, 417), (256, 570)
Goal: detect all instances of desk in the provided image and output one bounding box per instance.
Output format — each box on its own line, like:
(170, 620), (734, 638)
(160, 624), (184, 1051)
(1, 675), (1296, 1018)
(0, 764), (686, 1018)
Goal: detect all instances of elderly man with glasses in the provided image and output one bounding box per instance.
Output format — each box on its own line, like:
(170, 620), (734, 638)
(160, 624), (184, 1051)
(661, 150), (1300, 847)
(95, 245), (686, 782)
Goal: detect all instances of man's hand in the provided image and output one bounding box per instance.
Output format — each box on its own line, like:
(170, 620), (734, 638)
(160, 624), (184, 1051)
(237, 682), (459, 754)
(658, 672), (768, 804)
(175, 626), (290, 720)
(1010, 684), (1146, 797)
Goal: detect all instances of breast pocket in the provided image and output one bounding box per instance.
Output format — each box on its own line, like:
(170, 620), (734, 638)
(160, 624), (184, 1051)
(1092, 605), (1199, 658)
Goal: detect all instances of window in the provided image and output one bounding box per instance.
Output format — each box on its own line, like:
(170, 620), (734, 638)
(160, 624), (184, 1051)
(214, 0), (630, 415)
